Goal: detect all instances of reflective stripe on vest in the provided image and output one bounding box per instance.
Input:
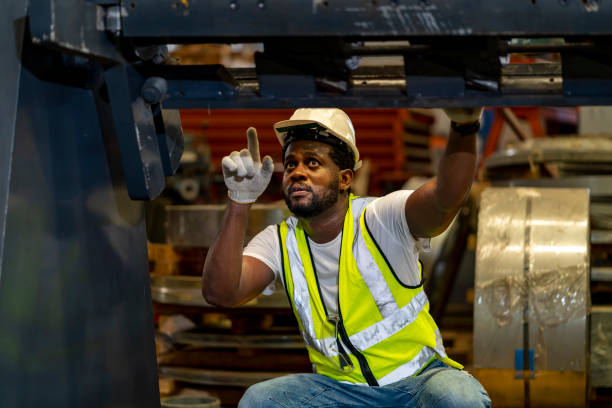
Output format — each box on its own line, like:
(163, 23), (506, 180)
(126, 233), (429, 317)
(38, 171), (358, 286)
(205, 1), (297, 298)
(280, 195), (462, 386)
(279, 219), (340, 358)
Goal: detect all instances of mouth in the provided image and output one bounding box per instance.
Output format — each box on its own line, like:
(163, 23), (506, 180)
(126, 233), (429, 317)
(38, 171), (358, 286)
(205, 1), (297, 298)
(288, 184), (312, 198)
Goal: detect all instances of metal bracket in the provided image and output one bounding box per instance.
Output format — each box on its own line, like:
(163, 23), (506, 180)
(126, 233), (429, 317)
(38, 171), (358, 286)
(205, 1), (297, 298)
(153, 108), (184, 177)
(104, 64), (166, 200)
(28, 0), (124, 63)
(104, 5), (122, 36)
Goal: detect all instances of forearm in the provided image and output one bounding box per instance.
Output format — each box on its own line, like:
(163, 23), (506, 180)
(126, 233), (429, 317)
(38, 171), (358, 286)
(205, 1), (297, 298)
(202, 200), (250, 306)
(434, 131), (477, 211)
(406, 109), (481, 238)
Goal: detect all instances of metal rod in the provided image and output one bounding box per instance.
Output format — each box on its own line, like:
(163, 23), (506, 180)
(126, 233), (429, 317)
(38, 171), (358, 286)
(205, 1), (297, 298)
(523, 198), (533, 408)
(501, 108), (530, 141)
(506, 42), (594, 53)
(348, 42), (595, 56)
(347, 44), (430, 55)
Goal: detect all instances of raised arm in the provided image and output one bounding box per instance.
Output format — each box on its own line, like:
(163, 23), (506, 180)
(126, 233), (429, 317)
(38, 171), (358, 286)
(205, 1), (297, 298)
(202, 127), (276, 307)
(405, 108), (483, 238)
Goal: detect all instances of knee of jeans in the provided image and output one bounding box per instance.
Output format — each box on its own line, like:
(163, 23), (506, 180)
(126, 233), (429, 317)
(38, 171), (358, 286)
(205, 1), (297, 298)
(238, 383), (269, 408)
(424, 370), (491, 408)
(440, 388), (491, 408)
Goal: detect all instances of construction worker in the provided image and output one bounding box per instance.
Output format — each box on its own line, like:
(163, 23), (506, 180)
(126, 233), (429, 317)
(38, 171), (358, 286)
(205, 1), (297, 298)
(202, 108), (491, 407)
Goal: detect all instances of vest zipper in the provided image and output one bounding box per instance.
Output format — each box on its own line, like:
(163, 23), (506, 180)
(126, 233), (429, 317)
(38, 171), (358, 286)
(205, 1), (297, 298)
(305, 237), (356, 375)
(302, 204), (378, 386)
(337, 309), (379, 386)
(335, 336), (351, 370)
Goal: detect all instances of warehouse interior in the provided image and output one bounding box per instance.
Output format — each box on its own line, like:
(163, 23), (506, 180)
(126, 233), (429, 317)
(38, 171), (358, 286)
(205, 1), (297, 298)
(1, 2), (612, 408)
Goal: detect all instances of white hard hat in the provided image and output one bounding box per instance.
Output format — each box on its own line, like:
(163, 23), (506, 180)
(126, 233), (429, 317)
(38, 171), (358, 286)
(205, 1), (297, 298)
(274, 108), (362, 170)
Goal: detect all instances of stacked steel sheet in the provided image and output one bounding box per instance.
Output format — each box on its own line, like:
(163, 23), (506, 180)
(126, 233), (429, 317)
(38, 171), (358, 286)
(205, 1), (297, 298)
(150, 203), (309, 405)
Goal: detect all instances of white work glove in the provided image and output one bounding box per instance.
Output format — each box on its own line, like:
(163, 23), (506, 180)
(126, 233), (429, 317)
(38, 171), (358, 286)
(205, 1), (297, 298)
(222, 127), (274, 204)
(443, 107), (483, 124)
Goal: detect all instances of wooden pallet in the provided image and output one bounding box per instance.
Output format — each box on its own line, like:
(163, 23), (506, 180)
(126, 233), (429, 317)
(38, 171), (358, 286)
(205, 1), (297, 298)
(440, 330), (473, 368)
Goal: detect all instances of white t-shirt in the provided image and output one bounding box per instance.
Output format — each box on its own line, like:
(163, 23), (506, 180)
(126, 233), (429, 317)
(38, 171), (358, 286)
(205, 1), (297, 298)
(243, 190), (430, 315)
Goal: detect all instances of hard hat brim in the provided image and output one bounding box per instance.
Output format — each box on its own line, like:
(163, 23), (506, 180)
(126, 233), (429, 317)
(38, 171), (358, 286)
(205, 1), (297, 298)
(273, 119), (328, 145)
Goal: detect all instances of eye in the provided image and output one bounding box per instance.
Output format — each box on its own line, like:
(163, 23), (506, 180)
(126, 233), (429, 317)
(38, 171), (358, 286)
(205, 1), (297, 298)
(308, 159), (319, 167)
(284, 161), (296, 170)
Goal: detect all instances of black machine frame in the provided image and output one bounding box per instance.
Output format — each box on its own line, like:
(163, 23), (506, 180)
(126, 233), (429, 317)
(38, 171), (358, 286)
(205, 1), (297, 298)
(2, 1), (612, 407)
(22, 0), (612, 199)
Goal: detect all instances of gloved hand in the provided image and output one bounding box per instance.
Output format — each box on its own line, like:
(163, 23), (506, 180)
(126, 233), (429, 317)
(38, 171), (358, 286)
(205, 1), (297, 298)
(443, 107), (484, 124)
(222, 127), (274, 204)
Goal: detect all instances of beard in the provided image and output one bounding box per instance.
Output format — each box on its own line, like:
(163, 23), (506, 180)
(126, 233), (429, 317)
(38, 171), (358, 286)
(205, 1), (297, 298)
(283, 178), (340, 218)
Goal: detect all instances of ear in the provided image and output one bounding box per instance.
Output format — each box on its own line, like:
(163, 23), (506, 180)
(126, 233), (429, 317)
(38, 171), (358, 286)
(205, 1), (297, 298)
(338, 169), (354, 192)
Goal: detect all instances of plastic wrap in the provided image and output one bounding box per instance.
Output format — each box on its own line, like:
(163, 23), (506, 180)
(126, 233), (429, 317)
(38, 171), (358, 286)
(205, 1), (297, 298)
(474, 187), (589, 372)
(486, 136), (612, 169)
(477, 265), (587, 329)
(591, 306), (612, 387)
(505, 136), (612, 153)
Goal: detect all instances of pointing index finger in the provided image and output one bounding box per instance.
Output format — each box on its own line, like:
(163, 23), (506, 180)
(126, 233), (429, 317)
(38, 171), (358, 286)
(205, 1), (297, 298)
(246, 127), (261, 164)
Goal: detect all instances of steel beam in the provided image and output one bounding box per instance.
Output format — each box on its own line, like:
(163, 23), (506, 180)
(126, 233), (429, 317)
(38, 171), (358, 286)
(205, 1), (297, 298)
(146, 64), (612, 109)
(21, 0), (612, 108)
(120, 0), (612, 39)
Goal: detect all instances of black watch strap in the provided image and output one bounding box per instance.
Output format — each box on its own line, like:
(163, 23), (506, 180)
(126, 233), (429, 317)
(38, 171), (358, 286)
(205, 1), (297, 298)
(451, 120), (481, 136)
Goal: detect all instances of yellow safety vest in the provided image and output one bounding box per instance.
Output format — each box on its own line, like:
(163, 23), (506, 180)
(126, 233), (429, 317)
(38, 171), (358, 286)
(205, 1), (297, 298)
(278, 195), (462, 386)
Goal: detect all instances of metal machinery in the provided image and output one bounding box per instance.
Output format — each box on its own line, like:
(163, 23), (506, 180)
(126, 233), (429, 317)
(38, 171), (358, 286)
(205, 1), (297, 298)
(474, 138), (612, 406)
(150, 203), (311, 405)
(475, 188), (590, 407)
(3, 1), (612, 407)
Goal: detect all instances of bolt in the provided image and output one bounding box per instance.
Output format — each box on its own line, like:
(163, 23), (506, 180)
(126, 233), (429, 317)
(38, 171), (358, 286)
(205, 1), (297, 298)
(345, 56), (362, 71)
(142, 77), (168, 104)
(257, 0), (266, 9)
(229, 1), (238, 10)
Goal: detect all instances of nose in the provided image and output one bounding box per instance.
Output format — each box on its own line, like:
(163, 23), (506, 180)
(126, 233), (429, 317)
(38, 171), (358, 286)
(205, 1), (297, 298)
(289, 163), (307, 181)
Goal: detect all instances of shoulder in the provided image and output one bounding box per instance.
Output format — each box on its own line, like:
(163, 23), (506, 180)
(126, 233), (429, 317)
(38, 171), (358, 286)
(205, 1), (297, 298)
(244, 224), (282, 277)
(363, 190), (417, 243)
(352, 196), (377, 216)
(247, 224), (280, 246)
(366, 190), (414, 217)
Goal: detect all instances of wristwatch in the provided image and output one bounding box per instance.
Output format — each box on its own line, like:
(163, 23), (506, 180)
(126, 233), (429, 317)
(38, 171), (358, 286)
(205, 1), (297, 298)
(450, 120), (481, 136)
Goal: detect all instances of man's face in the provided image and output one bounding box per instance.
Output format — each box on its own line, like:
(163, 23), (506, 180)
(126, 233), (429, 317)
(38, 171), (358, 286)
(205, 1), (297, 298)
(282, 140), (341, 218)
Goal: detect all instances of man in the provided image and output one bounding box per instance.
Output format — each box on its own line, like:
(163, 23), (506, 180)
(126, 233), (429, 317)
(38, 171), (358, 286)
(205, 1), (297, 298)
(202, 108), (491, 407)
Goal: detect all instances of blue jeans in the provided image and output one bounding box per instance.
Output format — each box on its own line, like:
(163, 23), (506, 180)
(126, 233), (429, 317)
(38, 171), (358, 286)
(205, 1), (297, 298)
(239, 359), (490, 408)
